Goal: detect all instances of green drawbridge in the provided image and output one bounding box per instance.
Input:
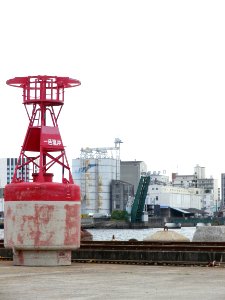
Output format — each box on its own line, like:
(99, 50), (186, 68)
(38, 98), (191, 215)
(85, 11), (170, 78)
(131, 176), (150, 223)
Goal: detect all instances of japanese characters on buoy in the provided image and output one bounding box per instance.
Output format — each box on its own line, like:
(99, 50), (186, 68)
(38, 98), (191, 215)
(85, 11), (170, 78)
(4, 76), (81, 266)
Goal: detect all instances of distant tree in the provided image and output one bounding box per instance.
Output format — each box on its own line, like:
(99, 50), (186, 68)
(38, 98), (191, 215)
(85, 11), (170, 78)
(111, 210), (129, 221)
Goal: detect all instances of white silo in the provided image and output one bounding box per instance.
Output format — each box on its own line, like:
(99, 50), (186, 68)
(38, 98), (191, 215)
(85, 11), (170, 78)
(72, 140), (122, 215)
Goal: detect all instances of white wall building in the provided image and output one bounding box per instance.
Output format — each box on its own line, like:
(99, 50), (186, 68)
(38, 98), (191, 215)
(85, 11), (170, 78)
(172, 165), (218, 213)
(194, 164), (206, 179)
(0, 158), (15, 187)
(0, 158), (30, 187)
(172, 174), (197, 188)
(148, 171), (170, 185)
(202, 192), (214, 216)
(146, 184), (203, 210)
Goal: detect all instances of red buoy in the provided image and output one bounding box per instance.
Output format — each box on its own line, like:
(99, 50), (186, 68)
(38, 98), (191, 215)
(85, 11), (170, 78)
(4, 76), (81, 266)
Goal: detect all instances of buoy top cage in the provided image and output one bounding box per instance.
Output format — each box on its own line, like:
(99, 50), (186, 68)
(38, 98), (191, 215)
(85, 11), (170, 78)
(7, 75), (81, 184)
(7, 75), (81, 106)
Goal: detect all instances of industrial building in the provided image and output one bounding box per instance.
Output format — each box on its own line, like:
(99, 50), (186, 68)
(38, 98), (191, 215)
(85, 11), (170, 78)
(72, 156), (118, 215)
(221, 173), (225, 208)
(172, 165), (205, 188)
(110, 180), (134, 211)
(120, 160), (147, 194)
(172, 165), (219, 214)
(146, 184), (203, 210)
(0, 154), (221, 219)
(0, 157), (37, 216)
(72, 154), (220, 217)
(72, 139), (123, 215)
(72, 155), (147, 215)
(148, 171), (170, 185)
(0, 158), (31, 217)
(0, 158), (31, 187)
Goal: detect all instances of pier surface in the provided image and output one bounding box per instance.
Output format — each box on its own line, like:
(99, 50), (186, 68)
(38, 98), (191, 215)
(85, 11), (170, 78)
(0, 261), (225, 300)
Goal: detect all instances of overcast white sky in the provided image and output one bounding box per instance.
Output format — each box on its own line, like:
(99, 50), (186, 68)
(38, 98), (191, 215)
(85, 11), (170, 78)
(0, 1), (225, 182)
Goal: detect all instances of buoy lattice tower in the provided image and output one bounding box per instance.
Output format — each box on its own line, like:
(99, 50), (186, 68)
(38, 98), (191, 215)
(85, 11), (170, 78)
(4, 75), (81, 266)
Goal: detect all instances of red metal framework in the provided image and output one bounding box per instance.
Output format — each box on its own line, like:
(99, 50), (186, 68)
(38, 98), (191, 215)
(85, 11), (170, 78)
(7, 75), (81, 184)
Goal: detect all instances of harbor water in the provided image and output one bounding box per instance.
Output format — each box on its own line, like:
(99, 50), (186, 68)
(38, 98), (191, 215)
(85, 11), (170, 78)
(87, 227), (196, 241)
(0, 227), (196, 242)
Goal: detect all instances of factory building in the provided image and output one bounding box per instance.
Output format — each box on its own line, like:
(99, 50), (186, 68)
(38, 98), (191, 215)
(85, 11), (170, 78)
(0, 158), (32, 217)
(221, 173), (225, 208)
(194, 164), (206, 179)
(72, 139), (122, 215)
(172, 165), (205, 188)
(110, 180), (134, 211)
(120, 161), (147, 194)
(72, 157), (118, 214)
(172, 173), (197, 188)
(148, 171), (170, 185)
(146, 184), (203, 210)
(172, 165), (218, 214)
(0, 158), (31, 187)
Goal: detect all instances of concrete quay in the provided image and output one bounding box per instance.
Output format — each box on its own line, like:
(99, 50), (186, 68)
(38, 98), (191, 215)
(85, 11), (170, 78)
(1, 261), (225, 300)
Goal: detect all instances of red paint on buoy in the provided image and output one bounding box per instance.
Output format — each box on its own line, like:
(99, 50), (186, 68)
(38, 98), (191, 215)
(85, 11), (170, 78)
(4, 76), (81, 266)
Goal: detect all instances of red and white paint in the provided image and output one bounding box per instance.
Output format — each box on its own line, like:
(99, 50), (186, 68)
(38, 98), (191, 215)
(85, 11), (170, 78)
(4, 182), (80, 266)
(5, 76), (81, 266)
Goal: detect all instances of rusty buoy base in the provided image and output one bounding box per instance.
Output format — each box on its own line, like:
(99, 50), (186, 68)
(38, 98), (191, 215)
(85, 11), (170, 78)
(4, 182), (81, 266)
(13, 250), (72, 266)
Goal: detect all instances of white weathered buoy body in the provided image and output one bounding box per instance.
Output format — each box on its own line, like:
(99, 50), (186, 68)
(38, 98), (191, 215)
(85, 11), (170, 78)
(4, 181), (80, 266)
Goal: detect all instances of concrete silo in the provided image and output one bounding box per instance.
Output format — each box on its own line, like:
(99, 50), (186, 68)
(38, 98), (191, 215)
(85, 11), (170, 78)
(72, 140), (122, 215)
